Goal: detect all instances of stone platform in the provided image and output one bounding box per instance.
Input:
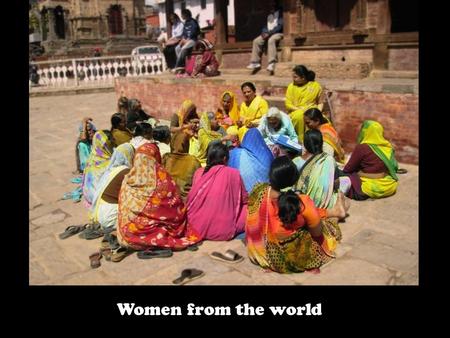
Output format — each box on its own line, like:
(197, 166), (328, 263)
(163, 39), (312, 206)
(29, 92), (418, 285)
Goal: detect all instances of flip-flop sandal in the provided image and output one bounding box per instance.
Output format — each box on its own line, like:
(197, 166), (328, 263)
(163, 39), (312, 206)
(58, 224), (87, 240)
(79, 224), (104, 240)
(172, 268), (205, 285)
(209, 249), (244, 263)
(397, 168), (408, 174)
(89, 252), (102, 269)
(110, 247), (131, 263)
(137, 249), (173, 259)
(100, 248), (112, 261)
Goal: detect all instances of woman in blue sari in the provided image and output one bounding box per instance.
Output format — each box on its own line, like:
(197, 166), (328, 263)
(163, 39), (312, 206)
(228, 128), (274, 193)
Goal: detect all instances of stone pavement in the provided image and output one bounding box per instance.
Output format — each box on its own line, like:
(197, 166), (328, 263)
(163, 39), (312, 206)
(29, 92), (418, 285)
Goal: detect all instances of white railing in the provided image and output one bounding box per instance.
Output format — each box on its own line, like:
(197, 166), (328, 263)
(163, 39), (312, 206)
(30, 54), (167, 88)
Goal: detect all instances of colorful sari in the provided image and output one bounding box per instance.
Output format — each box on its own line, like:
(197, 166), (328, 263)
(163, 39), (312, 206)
(90, 143), (135, 228)
(118, 143), (196, 250)
(216, 91), (240, 129)
(82, 131), (114, 207)
(195, 112), (224, 165)
(285, 81), (322, 143)
(231, 95), (269, 142)
(246, 183), (341, 273)
(295, 152), (338, 210)
(357, 120), (399, 198)
(228, 128), (274, 193)
(319, 123), (346, 164)
(162, 131), (202, 199)
(186, 165), (248, 241)
(177, 99), (198, 127)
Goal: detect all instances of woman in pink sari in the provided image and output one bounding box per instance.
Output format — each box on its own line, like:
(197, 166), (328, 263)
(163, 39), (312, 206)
(186, 141), (248, 241)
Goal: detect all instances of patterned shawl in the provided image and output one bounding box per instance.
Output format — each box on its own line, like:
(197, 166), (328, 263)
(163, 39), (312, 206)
(118, 143), (196, 250)
(319, 123), (346, 164)
(82, 131), (114, 206)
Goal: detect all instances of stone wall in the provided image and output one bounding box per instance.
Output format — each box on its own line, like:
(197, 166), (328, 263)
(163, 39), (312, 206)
(114, 76), (418, 164)
(388, 47), (418, 71)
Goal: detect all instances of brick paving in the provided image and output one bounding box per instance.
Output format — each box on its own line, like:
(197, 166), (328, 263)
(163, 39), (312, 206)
(29, 92), (418, 285)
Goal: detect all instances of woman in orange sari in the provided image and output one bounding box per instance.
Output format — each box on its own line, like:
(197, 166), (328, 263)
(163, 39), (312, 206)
(304, 108), (346, 164)
(118, 142), (197, 250)
(246, 156), (346, 273)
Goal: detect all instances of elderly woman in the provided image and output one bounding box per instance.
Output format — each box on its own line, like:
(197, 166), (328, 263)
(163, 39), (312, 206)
(342, 120), (399, 200)
(184, 39), (220, 77)
(304, 108), (345, 164)
(186, 141), (248, 241)
(258, 107), (298, 156)
(246, 156), (347, 273)
(162, 131), (201, 200)
(285, 65), (322, 143)
(75, 117), (96, 174)
(228, 82), (269, 142)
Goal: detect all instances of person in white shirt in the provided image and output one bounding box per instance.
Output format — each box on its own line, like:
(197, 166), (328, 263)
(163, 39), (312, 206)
(163, 13), (184, 70)
(246, 1), (283, 73)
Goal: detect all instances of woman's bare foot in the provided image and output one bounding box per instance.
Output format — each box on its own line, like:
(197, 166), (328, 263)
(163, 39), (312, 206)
(329, 192), (346, 220)
(343, 194), (351, 213)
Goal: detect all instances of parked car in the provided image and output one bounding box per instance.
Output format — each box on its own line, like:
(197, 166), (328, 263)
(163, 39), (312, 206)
(131, 45), (163, 62)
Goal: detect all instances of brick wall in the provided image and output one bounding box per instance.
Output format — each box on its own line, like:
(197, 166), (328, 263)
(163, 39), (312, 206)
(332, 91), (418, 164)
(388, 47), (418, 71)
(115, 77), (418, 164)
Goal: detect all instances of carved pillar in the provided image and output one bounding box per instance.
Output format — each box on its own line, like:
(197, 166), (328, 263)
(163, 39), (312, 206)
(373, 0), (391, 69)
(165, 0), (174, 38)
(214, 0), (228, 46)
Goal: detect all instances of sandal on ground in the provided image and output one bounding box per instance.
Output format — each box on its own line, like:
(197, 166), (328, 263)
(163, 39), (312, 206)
(58, 224), (87, 240)
(209, 249), (244, 263)
(79, 223), (104, 240)
(89, 251), (102, 269)
(172, 268), (205, 285)
(110, 247), (131, 263)
(100, 247), (112, 261)
(397, 168), (408, 174)
(137, 249), (173, 259)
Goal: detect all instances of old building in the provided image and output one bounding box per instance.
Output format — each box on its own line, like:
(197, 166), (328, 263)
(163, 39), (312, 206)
(31, 0), (147, 54)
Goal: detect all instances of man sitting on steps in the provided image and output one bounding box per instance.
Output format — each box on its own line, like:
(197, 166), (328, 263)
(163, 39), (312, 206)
(246, 1), (283, 73)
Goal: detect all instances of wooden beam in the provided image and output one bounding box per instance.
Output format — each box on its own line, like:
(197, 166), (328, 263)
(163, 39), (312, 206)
(165, 0), (174, 38)
(214, 0), (228, 45)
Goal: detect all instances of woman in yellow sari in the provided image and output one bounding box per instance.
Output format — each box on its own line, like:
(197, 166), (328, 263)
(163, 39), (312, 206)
(304, 108), (346, 164)
(216, 91), (240, 130)
(285, 65), (322, 143)
(343, 120), (399, 200)
(169, 99), (200, 134)
(229, 82), (269, 142)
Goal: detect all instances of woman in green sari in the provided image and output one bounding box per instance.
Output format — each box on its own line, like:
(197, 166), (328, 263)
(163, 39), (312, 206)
(343, 120), (399, 200)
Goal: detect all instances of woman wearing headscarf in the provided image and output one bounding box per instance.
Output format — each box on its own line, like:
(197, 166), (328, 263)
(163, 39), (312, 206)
(342, 120), (399, 200)
(216, 91), (240, 130)
(82, 130), (115, 207)
(118, 142), (197, 250)
(228, 128), (274, 193)
(169, 99), (199, 134)
(75, 117), (97, 174)
(194, 112), (231, 166)
(162, 131), (202, 200)
(184, 38), (220, 77)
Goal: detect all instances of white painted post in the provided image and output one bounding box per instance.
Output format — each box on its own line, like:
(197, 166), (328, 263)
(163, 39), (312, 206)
(72, 59), (79, 86)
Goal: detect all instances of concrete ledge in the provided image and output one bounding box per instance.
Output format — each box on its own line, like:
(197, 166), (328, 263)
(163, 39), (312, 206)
(29, 85), (115, 97)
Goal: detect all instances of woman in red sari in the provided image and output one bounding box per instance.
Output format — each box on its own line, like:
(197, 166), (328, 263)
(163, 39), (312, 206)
(118, 142), (198, 250)
(185, 39), (220, 78)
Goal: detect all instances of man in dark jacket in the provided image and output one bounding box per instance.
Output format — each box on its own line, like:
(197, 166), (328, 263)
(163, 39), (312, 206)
(174, 9), (200, 71)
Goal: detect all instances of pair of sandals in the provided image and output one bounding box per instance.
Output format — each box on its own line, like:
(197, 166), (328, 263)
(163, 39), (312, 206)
(59, 223), (104, 240)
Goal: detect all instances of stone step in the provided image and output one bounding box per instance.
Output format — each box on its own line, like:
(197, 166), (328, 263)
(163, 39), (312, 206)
(370, 70), (418, 79)
(261, 95), (286, 111)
